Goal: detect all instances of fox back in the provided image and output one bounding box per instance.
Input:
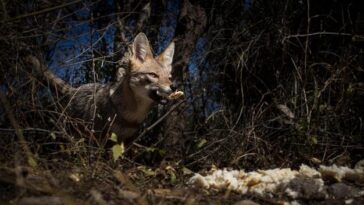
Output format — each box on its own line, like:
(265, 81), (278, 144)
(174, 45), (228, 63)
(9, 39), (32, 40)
(29, 33), (175, 142)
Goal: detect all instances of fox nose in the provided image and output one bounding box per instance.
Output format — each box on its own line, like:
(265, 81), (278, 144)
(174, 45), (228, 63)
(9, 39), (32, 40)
(171, 83), (177, 92)
(161, 86), (173, 95)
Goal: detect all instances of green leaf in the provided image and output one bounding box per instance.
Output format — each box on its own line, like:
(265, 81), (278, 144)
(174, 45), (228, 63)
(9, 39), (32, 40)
(309, 135), (318, 145)
(182, 167), (193, 175)
(138, 166), (156, 176)
(165, 166), (177, 184)
(158, 149), (166, 156)
(110, 132), (118, 142)
(145, 147), (156, 152)
(169, 170), (177, 184)
(112, 143), (124, 161)
(50, 132), (56, 140)
(97, 113), (103, 119)
(28, 157), (37, 168)
(197, 139), (208, 148)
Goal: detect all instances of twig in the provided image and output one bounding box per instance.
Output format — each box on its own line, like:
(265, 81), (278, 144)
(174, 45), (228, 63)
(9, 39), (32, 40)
(304, 0), (311, 126)
(282, 31), (353, 43)
(136, 3), (151, 32)
(0, 90), (37, 167)
(0, 0), (82, 23)
(0, 127), (60, 133)
(0, 0), (8, 20)
(126, 100), (185, 152)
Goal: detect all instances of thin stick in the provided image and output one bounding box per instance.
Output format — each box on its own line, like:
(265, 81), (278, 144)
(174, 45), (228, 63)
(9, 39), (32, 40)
(283, 31), (352, 42)
(0, 90), (37, 167)
(0, 0), (82, 23)
(126, 100), (185, 152)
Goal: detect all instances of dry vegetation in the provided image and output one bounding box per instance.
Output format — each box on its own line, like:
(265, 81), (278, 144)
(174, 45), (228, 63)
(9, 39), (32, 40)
(0, 0), (363, 204)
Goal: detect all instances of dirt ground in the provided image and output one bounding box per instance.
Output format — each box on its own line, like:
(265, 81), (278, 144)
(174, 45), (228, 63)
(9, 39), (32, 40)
(1, 154), (363, 205)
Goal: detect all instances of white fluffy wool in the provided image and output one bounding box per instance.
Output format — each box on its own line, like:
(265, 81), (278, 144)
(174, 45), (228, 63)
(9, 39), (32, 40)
(319, 164), (364, 183)
(188, 163), (363, 199)
(298, 164), (321, 178)
(189, 167), (300, 196)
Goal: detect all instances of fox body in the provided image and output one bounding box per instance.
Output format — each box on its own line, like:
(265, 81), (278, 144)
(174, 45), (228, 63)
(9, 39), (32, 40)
(28, 33), (175, 141)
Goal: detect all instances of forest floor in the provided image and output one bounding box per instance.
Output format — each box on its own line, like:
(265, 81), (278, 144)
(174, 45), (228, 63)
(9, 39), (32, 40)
(1, 154), (364, 205)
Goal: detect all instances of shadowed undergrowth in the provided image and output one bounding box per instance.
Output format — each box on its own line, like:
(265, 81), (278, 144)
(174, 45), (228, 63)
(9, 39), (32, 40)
(0, 0), (363, 204)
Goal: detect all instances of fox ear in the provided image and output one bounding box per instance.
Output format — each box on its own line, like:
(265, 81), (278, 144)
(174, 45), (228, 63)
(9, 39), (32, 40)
(132, 33), (153, 62)
(158, 42), (175, 69)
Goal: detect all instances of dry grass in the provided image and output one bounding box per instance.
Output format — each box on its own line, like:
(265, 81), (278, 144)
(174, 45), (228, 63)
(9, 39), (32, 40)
(0, 0), (363, 204)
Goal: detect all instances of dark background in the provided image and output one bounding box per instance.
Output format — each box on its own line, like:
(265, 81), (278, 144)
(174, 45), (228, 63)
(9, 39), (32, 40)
(0, 0), (363, 203)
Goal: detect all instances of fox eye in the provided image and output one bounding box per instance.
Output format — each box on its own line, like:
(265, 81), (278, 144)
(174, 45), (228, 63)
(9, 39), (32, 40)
(147, 72), (159, 78)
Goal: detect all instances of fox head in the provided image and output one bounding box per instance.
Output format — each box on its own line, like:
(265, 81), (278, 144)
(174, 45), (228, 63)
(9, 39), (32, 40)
(128, 33), (175, 104)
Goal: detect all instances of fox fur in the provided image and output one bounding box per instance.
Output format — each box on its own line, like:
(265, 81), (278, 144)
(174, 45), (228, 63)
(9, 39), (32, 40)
(27, 33), (175, 142)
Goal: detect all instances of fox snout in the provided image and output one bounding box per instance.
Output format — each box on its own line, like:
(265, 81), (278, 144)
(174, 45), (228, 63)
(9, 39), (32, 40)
(148, 85), (173, 104)
(157, 86), (173, 96)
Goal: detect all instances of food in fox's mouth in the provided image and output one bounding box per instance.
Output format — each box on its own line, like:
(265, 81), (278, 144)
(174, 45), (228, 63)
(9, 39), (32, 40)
(168, 91), (184, 100)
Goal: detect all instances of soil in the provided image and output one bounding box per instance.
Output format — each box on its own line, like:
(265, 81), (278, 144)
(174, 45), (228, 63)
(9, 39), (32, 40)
(1, 156), (363, 205)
